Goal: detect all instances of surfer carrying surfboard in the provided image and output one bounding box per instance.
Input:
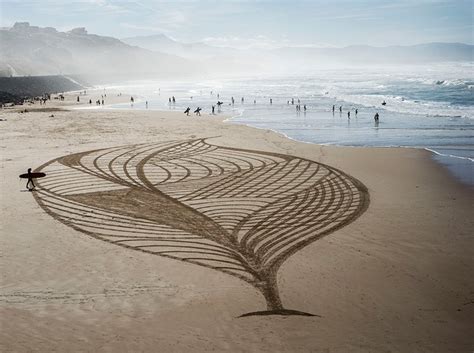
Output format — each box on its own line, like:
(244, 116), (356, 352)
(19, 168), (46, 191)
(26, 168), (35, 191)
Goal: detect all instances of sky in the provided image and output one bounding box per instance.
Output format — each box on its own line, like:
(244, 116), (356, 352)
(0, 0), (472, 48)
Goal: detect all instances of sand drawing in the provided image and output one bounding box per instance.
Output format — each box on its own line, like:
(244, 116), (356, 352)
(32, 138), (369, 316)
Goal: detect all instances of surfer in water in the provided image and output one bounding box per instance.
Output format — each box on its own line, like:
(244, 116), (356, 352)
(26, 168), (35, 191)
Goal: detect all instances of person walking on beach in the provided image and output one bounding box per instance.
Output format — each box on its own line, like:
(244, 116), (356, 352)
(212, 105), (215, 114)
(332, 105), (335, 114)
(347, 111), (351, 119)
(194, 107), (202, 116)
(184, 107), (190, 116)
(26, 168), (35, 191)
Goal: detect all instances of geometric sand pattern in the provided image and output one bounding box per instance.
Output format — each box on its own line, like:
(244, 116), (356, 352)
(33, 138), (369, 316)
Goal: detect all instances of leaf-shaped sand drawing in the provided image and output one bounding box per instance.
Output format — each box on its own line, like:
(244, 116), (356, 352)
(33, 138), (369, 317)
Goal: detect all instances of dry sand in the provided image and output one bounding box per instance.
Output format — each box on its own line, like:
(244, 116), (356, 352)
(0, 91), (473, 352)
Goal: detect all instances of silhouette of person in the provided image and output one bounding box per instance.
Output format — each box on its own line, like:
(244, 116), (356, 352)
(172, 96), (176, 104)
(374, 112), (379, 122)
(231, 97), (235, 105)
(26, 168), (35, 191)
(355, 108), (358, 116)
(212, 105), (215, 114)
(339, 106), (342, 113)
(348, 111), (351, 119)
(146, 101), (148, 109)
(77, 96), (80, 103)
(184, 107), (190, 116)
(270, 98), (272, 104)
(332, 105), (335, 114)
(241, 97), (244, 104)
(291, 98), (294, 105)
(381, 100), (386, 106)
(304, 105), (307, 112)
(194, 107), (201, 116)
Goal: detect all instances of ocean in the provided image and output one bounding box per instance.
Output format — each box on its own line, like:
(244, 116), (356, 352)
(105, 63), (473, 187)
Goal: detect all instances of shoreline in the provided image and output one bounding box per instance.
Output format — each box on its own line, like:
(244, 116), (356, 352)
(86, 89), (473, 189)
(1, 90), (472, 352)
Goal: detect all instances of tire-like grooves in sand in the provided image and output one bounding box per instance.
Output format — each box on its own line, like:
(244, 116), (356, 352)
(33, 138), (370, 317)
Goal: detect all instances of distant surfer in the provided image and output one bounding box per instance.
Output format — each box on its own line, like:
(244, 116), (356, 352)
(339, 106), (342, 113)
(381, 100), (386, 106)
(194, 107), (202, 116)
(347, 111), (351, 119)
(184, 107), (190, 116)
(332, 105), (335, 114)
(355, 108), (358, 116)
(270, 98), (272, 104)
(212, 105), (215, 114)
(374, 112), (379, 122)
(26, 168), (35, 191)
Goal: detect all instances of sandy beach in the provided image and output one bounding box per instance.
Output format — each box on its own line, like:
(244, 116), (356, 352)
(1, 91), (473, 352)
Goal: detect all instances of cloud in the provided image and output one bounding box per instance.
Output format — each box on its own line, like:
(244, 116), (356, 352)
(201, 35), (296, 49)
(120, 22), (171, 34)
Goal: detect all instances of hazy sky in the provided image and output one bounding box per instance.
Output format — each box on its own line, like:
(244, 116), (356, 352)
(1, 0), (472, 48)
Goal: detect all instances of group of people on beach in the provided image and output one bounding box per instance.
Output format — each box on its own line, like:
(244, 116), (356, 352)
(178, 93), (383, 122)
(332, 104), (381, 122)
